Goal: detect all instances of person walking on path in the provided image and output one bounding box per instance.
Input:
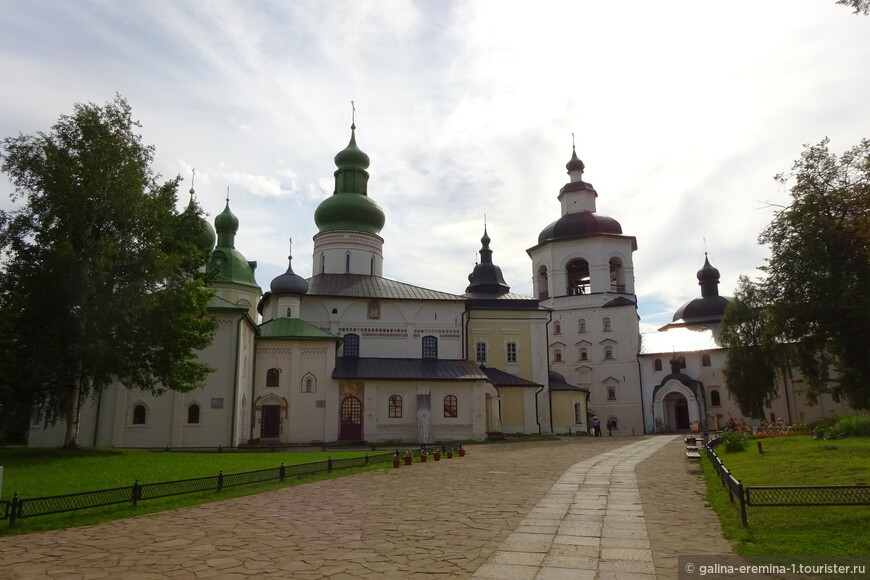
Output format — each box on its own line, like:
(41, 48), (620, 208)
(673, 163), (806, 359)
(592, 416), (601, 437)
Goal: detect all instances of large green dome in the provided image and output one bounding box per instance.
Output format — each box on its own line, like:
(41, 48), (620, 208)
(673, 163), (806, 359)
(314, 125), (385, 235)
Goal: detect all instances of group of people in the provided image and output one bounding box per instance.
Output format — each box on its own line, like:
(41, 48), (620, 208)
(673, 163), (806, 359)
(590, 416), (616, 437)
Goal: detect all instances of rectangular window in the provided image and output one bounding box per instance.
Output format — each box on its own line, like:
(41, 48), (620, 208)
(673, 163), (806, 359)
(506, 342), (517, 363)
(607, 387), (616, 401)
(574, 403), (582, 424)
(475, 341), (487, 364)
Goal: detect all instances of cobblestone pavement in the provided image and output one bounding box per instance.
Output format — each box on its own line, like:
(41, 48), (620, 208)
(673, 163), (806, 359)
(0, 436), (734, 579)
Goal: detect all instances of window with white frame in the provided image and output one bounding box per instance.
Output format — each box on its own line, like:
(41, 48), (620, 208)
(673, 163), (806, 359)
(603, 317), (612, 332)
(475, 341), (487, 364)
(578, 319), (586, 333)
(506, 341), (517, 363)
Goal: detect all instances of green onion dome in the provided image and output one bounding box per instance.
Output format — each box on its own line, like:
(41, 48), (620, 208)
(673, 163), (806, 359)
(185, 192), (216, 252)
(314, 125), (385, 235)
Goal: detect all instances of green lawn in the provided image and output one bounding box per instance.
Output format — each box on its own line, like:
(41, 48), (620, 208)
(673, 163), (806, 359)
(702, 435), (870, 555)
(0, 447), (388, 536)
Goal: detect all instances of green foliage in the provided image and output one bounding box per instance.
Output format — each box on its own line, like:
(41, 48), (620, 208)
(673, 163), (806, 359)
(723, 139), (870, 413)
(0, 96), (216, 447)
(719, 429), (750, 452)
(720, 276), (790, 418)
(810, 412), (870, 439)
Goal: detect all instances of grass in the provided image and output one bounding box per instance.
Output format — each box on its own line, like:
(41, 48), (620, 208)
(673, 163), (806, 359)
(701, 435), (870, 555)
(0, 447), (386, 536)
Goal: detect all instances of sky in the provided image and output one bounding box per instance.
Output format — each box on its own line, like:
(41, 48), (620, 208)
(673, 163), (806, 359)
(1, 0), (868, 332)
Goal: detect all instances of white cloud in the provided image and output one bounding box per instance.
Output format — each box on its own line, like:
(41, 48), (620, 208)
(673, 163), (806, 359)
(1, 0), (869, 327)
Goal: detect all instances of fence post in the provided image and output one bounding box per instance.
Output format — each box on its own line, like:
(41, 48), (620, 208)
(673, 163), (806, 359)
(279, 463), (286, 482)
(9, 493), (18, 526)
(131, 480), (140, 507)
(739, 480), (747, 526)
(217, 471), (224, 492)
(328, 458), (333, 473)
(365, 454), (369, 465)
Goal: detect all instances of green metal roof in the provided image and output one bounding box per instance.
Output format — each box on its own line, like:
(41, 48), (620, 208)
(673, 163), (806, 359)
(259, 318), (340, 341)
(208, 295), (247, 311)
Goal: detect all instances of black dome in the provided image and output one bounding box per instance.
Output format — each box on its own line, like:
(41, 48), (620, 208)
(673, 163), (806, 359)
(270, 256), (308, 296)
(672, 295), (731, 323)
(538, 211), (623, 244)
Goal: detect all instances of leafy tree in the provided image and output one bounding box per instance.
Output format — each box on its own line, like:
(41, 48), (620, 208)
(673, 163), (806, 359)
(761, 138), (870, 410)
(0, 96), (216, 448)
(720, 276), (789, 419)
(836, 0), (870, 15)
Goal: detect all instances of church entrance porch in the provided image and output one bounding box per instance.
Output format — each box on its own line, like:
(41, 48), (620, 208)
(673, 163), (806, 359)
(652, 380), (704, 433)
(261, 405), (282, 438)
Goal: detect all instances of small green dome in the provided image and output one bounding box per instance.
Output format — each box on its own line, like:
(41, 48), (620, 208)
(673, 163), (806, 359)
(215, 200), (239, 235)
(334, 127), (370, 170)
(185, 195), (216, 252)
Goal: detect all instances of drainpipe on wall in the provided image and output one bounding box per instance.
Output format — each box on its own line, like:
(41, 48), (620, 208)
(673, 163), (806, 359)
(230, 314), (243, 447)
(541, 309), (552, 435)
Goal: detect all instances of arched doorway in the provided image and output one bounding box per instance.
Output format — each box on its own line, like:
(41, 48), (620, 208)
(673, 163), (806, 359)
(340, 396), (363, 441)
(652, 380), (703, 433)
(664, 392), (690, 430)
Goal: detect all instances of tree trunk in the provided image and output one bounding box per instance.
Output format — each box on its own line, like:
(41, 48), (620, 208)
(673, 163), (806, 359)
(63, 375), (82, 448)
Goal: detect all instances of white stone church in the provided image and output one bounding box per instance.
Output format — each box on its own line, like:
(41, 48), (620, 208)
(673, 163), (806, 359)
(28, 125), (851, 447)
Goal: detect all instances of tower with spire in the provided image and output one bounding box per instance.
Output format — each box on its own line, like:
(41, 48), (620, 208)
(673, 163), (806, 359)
(207, 191), (262, 322)
(527, 142), (643, 435)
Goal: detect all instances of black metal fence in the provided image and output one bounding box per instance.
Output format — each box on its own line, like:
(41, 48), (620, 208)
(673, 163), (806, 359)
(0, 452), (394, 527)
(705, 437), (870, 525)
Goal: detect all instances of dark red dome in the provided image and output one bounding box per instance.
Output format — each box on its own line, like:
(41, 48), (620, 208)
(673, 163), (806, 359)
(538, 211), (623, 244)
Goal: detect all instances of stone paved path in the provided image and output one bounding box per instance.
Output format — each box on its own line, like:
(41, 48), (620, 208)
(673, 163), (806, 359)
(0, 436), (734, 579)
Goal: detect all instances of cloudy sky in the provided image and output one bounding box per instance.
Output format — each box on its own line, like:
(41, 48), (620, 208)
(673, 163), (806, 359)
(1, 0), (868, 332)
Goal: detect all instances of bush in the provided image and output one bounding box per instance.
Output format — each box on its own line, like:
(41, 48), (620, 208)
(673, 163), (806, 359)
(811, 412), (870, 440)
(836, 413), (870, 436)
(720, 429), (749, 452)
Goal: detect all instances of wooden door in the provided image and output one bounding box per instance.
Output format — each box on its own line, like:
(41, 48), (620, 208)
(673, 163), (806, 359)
(261, 405), (281, 439)
(339, 396), (362, 441)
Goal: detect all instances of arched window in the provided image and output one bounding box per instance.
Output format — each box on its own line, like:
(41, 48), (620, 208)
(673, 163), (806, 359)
(554, 349), (562, 363)
(345, 253), (351, 273)
(343, 333), (360, 358)
(266, 368), (280, 388)
(654, 358), (663, 372)
(578, 319), (586, 333)
(553, 321), (561, 335)
(302, 376), (315, 393)
(320, 254), (325, 274)
(389, 395), (402, 418)
(579, 348), (588, 361)
(566, 259), (590, 295)
(607, 386), (617, 400)
(537, 265), (549, 300)
(444, 395), (458, 418)
(132, 404), (147, 425)
(371, 256), (375, 275)
(187, 404), (200, 424)
(603, 317), (612, 332)
(702, 354), (712, 367)
(604, 346), (614, 360)
(422, 336), (438, 359)
(711, 389), (721, 407)
(367, 300), (380, 320)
